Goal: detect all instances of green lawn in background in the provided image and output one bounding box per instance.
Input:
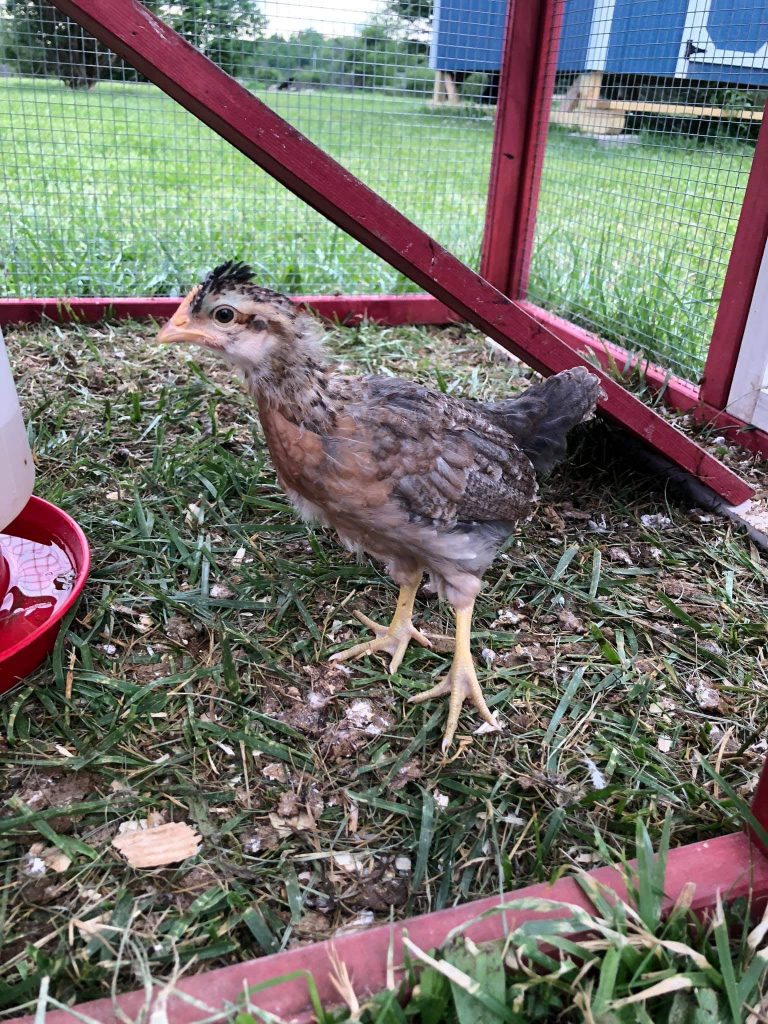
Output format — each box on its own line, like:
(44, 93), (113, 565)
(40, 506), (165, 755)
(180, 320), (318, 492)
(0, 77), (754, 378)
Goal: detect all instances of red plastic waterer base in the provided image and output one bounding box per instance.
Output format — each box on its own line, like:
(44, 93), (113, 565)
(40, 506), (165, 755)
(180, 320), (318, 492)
(0, 554), (9, 606)
(0, 496), (90, 693)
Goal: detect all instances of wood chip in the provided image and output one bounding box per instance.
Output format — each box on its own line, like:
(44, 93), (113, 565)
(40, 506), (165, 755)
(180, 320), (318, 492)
(45, 849), (73, 873)
(74, 914), (113, 938)
(112, 822), (201, 868)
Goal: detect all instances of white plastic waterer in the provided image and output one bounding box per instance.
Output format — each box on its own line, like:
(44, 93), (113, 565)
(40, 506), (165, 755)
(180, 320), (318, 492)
(0, 327), (35, 536)
(0, 327), (90, 689)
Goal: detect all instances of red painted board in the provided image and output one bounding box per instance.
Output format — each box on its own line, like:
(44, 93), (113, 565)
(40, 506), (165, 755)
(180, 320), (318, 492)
(0, 295), (459, 329)
(44, 0), (753, 505)
(522, 302), (768, 462)
(519, 302), (705, 406)
(753, 757), (768, 841)
(688, 407), (768, 462)
(8, 832), (768, 1024)
(701, 108), (768, 409)
(481, 0), (563, 298)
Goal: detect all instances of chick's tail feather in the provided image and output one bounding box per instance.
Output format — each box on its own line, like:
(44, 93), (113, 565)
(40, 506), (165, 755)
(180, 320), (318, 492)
(483, 366), (606, 478)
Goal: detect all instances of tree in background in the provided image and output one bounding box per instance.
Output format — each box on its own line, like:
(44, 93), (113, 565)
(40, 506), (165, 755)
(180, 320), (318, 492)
(383, 0), (432, 56)
(1, 0), (267, 85)
(0, 0), (434, 95)
(3, 0), (112, 88)
(388, 0), (433, 20)
(160, 0), (267, 75)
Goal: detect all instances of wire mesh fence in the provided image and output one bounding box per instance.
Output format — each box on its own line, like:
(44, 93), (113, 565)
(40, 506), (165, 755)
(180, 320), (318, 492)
(0, 0), (501, 299)
(0, 0), (765, 385)
(525, 0), (766, 382)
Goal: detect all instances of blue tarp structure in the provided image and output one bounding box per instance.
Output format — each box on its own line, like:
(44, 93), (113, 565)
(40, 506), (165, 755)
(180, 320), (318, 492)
(430, 0), (768, 85)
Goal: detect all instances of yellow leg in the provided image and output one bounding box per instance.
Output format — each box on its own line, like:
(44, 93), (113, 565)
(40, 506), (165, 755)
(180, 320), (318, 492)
(409, 602), (500, 752)
(329, 574), (431, 674)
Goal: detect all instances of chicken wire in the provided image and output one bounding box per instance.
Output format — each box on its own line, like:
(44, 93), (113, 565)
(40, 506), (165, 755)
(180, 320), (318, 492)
(524, 0), (766, 382)
(0, 0), (503, 299)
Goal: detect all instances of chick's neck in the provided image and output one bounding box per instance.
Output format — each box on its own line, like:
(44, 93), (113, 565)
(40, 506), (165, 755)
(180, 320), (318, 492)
(249, 342), (337, 433)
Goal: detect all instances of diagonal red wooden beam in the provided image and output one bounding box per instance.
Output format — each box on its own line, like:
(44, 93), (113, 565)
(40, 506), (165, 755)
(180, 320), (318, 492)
(47, 0), (753, 505)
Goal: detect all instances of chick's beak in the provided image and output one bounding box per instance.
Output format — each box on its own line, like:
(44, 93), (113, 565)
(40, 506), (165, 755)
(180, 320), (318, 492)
(155, 316), (208, 346)
(155, 293), (220, 348)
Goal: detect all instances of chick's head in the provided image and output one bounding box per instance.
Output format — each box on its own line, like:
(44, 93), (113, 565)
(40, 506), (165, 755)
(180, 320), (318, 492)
(156, 260), (303, 373)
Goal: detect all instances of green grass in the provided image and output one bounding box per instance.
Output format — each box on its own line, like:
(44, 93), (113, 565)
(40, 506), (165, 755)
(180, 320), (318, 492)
(233, 821), (768, 1024)
(0, 77), (493, 297)
(0, 318), (766, 1017)
(0, 77), (755, 379)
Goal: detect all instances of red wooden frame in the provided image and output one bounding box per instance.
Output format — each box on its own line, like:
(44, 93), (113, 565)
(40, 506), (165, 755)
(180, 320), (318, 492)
(24, 0), (751, 507)
(0, 7), (764, 1013)
(8, 758), (768, 1024)
(701, 107), (768, 410)
(480, 0), (563, 296)
(0, 295), (458, 329)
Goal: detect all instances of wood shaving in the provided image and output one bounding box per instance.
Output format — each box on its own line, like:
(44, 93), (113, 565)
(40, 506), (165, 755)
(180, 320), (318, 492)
(44, 849), (72, 873)
(474, 713), (502, 735)
(268, 811), (316, 836)
(112, 822), (201, 868)
(261, 762), (288, 782)
(74, 914), (114, 938)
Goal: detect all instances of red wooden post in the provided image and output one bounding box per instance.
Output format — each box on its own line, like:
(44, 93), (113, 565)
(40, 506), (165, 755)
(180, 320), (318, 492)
(43, 0), (752, 506)
(700, 106), (768, 409)
(481, 0), (564, 297)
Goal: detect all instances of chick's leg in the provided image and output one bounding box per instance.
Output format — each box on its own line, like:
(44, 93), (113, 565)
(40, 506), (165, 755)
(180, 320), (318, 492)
(409, 601), (499, 753)
(329, 572), (431, 674)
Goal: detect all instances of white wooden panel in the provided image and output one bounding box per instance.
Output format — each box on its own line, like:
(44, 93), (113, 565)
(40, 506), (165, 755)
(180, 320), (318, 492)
(585, 0), (616, 71)
(676, 0), (768, 77)
(727, 240), (768, 429)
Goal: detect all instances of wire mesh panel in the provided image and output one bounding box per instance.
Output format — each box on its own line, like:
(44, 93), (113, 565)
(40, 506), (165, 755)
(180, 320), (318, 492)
(0, 0), (504, 298)
(523, 0), (766, 383)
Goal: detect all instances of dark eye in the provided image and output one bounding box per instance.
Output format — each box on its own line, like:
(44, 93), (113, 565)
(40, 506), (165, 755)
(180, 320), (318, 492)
(213, 306), (236, 324)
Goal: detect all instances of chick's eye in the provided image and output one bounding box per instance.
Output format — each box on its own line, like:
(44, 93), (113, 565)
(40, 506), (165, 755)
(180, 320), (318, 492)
(213, 306), (236, 325)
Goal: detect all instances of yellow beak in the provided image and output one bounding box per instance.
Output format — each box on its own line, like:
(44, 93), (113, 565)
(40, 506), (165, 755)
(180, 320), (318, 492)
(154, 319), (210, 346)
(154, 291), (217, 347)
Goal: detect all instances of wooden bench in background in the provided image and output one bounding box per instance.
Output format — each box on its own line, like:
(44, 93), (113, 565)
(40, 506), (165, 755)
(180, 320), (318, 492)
(551, 70), (764, 135)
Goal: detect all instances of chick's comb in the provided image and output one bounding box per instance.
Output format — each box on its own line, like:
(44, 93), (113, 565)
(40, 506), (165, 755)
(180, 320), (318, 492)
(191, 260), (255, 313)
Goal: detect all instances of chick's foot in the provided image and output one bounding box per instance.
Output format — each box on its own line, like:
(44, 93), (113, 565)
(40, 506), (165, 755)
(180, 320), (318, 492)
(330, 609), (432, 674)
(408, 602), (502, 752)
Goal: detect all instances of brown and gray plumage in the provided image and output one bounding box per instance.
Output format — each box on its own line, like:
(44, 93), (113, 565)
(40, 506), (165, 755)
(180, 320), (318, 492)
(156, 261), (605, 750)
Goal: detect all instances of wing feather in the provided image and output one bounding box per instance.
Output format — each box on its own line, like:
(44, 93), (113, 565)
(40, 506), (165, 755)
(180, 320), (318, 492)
(346, 376), (538, 525)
